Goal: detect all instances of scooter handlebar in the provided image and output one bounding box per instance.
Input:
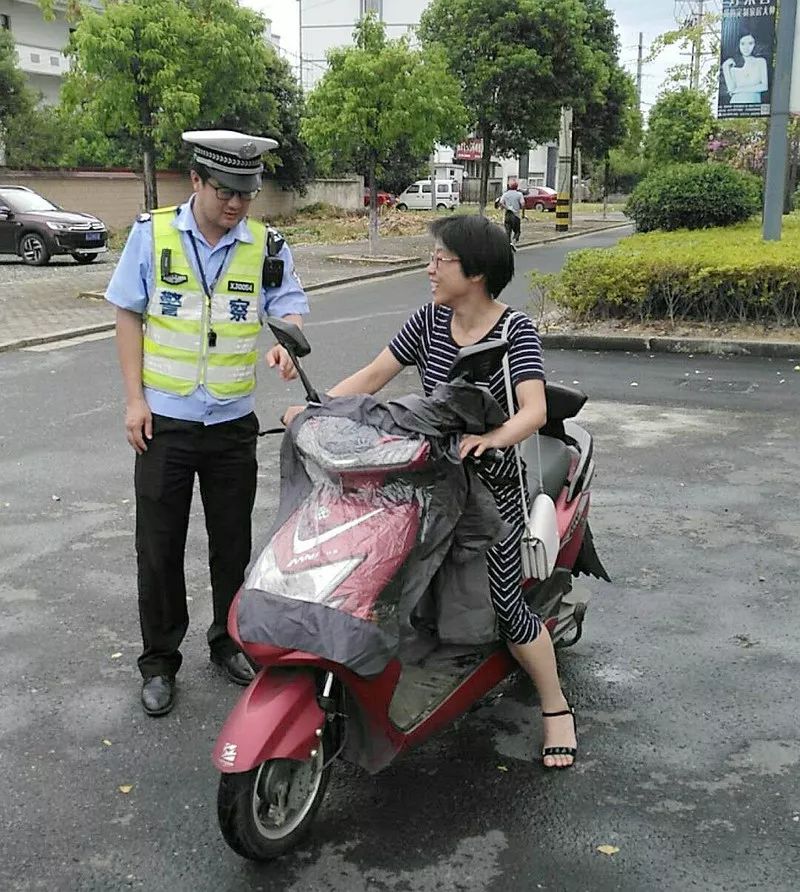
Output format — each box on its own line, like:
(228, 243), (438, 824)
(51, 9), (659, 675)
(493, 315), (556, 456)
(478, 447), (505, 464)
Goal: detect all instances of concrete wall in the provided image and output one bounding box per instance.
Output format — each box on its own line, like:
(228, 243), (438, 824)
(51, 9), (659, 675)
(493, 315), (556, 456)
(0, 170), (363, 230)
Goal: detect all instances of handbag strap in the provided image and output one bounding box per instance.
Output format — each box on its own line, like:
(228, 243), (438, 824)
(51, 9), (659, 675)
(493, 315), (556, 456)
(500, 311), (542, 527)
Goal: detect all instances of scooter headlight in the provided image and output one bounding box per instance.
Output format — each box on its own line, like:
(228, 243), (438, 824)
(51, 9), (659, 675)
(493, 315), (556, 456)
(247, 545), (363, 605)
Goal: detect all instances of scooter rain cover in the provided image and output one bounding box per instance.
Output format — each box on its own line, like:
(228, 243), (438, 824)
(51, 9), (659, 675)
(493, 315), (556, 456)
(237, 384), (509, 676)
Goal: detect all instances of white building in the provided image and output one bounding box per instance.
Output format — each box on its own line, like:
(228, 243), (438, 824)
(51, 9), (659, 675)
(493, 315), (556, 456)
(300, 0), (427, 92)
(262, 17), (282, 55)
(0, 0), (94, 104)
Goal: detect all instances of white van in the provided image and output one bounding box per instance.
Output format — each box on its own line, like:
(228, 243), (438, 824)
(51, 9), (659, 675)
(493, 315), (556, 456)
(395, 179), (460, 211)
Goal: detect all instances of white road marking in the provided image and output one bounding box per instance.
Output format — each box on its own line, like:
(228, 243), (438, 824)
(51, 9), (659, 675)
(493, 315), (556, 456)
(306, 308), (411, 328)
(309, 265), (424, 296)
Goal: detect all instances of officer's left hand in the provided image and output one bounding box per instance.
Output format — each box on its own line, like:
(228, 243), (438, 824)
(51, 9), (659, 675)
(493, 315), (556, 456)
(266, 345), (298, 381)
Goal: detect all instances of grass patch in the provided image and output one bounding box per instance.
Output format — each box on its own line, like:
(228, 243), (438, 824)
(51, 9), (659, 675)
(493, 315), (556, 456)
(266, 203), (465, 245)
(573, 201), (624, 214)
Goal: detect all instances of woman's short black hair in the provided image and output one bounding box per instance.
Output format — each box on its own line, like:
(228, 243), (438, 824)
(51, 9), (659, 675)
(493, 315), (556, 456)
(429, 214), (514, 299)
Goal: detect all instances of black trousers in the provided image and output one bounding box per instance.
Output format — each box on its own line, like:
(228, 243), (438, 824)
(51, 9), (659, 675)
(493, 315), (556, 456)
(134, 413), (258, 678)
(504, 210), (521, 243)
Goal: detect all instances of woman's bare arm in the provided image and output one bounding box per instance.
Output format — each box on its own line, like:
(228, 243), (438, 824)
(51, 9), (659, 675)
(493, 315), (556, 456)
(327, 348), (404, 397)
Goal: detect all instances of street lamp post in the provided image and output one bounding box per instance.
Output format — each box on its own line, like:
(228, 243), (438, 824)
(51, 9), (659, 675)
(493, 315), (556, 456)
(763, 0), (798, 241)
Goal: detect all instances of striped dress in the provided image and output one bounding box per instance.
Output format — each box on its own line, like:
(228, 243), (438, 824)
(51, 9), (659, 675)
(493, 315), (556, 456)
(388, 303), (545, 644)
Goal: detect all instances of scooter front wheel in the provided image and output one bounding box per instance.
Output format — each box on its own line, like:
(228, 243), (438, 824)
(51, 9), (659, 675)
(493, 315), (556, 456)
(217, 742), (331, 860)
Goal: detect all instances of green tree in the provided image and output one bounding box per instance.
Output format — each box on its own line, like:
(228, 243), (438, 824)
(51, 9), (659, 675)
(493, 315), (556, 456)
(572, 1), (635, 160)
(574, 64), (638, 201)
(64, 0), (305, 208)
(171, 47), (313, 194)
(419, 0), (614, 210)
(3, 105), (72, 168)
(371, 139), (432, 197)
(0, 29), (36, 149)
(302, 15), (467, 251)
(645, 88), (714, 166)
(574, 66), (637, 162)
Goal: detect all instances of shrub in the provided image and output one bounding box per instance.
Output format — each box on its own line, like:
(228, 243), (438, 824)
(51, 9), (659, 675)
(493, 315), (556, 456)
(531, 218), (800, 327)
(624, 163), (761, 232)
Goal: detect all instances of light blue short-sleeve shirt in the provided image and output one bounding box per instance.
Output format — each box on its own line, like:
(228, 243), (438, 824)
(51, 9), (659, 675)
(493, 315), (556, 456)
(106, 200), (309, 425)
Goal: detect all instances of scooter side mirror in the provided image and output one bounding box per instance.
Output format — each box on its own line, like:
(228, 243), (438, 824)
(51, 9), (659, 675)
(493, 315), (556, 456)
(267, 317), (311, 358)
(447, 340), (508, 383)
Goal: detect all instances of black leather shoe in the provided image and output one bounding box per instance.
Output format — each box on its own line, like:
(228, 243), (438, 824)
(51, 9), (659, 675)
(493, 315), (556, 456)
(212, 652), (256, 686)
(141, 675), (175, 716)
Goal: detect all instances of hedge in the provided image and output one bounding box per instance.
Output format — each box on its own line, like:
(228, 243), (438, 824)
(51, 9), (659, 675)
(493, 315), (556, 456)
(531, 219), (800, 327)
(625, 163), (762, 232)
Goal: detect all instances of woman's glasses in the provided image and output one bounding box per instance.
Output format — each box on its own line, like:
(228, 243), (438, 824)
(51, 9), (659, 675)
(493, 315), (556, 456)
(429, 251), (460, 269)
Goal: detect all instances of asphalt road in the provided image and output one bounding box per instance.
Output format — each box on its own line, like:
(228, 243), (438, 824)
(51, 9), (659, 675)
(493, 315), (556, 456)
(1, 230), (799, 891)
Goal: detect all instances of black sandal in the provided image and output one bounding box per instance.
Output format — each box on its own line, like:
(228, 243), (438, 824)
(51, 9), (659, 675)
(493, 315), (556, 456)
(541, 706), (577, 769)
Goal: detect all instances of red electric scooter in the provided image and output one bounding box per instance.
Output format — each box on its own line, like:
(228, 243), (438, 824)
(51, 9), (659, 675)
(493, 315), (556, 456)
(213, 320), (608, 861)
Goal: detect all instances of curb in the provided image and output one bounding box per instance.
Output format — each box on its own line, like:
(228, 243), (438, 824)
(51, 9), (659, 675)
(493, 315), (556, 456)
(540, 332), (800, 359)
(0, 322), (116, 353)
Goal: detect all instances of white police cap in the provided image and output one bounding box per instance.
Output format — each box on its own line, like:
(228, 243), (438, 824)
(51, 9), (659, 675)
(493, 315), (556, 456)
(182, 129), (279, 192)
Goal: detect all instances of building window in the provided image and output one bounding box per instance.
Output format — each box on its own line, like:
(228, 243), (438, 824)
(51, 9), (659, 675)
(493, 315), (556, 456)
(360, 0), (381, 15)
(50, 56), (60, 66)
(30, 52), (40, 63)
(0, 14), (10, 29)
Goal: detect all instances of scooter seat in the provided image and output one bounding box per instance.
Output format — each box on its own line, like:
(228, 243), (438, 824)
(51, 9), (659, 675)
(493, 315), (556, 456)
(520, 435), (572, 501)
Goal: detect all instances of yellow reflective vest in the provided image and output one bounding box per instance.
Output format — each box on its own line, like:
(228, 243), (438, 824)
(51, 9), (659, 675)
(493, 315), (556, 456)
(142, 207), (266, 399)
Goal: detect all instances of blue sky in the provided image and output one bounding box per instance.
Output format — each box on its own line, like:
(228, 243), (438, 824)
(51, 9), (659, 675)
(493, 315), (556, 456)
(249, 0), (687, 111)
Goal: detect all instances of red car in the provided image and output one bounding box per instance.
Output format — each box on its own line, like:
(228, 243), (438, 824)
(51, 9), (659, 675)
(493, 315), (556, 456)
(495, 186), (557, 213)
(523, 187), (557, 212)
(363, 189), (395, 208)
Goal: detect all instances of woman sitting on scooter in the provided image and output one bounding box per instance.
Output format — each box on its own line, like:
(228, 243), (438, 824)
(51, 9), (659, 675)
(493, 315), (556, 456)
(283, 215), (576, 768)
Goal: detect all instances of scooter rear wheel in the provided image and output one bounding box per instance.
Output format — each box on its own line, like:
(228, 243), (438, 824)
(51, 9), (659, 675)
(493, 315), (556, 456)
(217, 742), (331, 860)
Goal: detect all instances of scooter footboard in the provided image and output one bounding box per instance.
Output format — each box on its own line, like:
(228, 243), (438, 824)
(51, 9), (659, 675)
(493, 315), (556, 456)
(212, 668), (325, 773)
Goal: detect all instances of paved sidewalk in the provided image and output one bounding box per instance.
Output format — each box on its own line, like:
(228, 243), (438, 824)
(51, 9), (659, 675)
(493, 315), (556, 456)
(0, 217), (624, 352)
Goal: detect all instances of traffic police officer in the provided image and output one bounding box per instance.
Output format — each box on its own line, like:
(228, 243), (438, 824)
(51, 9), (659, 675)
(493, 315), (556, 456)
(106, 130), (309, 716)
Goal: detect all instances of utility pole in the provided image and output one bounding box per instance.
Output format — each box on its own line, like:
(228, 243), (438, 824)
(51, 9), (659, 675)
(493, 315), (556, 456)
(691, 0), (704, 90)
(297, 0), (304, 91)
(555, 107), (573, 233)
(764, 0), (798, 240)
(636, 32), (644, 108)
(675, 0), (721, 90)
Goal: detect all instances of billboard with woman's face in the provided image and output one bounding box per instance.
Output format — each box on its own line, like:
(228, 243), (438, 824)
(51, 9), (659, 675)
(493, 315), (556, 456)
(718, 0), (777, 119)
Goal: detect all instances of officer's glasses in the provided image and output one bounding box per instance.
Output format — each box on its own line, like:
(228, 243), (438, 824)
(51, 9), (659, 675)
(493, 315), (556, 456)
(429, 251), (460, 269)
(207, 179), (260, 201)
